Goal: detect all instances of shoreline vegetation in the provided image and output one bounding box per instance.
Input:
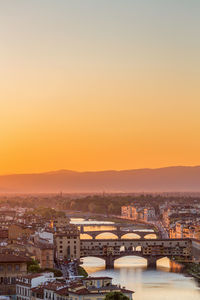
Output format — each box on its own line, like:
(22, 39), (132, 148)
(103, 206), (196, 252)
(78, 265), (88, 278)
(174, 260), (200, 282)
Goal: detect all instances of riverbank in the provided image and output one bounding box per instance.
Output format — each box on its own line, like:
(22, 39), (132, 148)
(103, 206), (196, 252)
(172, 259), (200, 282)
(182, 262), (200, 281)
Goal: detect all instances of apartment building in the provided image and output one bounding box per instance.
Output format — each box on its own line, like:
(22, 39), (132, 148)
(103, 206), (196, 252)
(0, 253), (31, 297)
(54, 224), (80, 261)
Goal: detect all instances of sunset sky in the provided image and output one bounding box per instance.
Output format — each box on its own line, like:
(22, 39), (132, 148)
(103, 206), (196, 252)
(0, 1), (200, 174)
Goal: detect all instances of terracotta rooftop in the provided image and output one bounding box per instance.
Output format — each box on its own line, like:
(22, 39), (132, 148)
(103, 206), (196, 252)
(0, 253), (31, 263)
(0, 230), (8, 239)
(18, 273), (43, 279)
(44, 281), (68, 292)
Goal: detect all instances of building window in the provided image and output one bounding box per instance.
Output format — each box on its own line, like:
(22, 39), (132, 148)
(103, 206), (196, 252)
(7, 265), (12, 272)
(15, 265), (20, 271)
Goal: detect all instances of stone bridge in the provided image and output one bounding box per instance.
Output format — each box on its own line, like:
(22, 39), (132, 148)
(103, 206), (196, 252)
(80, 238), (192, 268)
(79, 224), (158, 239)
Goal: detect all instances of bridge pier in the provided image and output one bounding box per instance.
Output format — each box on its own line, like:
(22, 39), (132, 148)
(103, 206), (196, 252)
(147, 257), (157, 269)
(80, 225), (84, 233)
(105, 256), (115, 269)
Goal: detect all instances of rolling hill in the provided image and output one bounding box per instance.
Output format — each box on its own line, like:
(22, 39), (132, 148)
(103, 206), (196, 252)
(0, 166), (200, 193)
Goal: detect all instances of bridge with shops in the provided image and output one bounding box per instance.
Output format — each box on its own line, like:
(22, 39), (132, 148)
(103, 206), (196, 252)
(79, 224), (159, 239)
(80, 238), (192, 268)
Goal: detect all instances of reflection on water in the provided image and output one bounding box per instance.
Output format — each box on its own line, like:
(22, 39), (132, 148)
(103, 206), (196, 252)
(70, 218), (114, 225)
(80, 232), (157, 240)
(83, 225), (116, 232)
(82, 256), (200, 300)
(73, 219), (199, 299)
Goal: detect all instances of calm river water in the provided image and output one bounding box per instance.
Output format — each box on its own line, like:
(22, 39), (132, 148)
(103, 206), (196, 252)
(71, 218), (200, 299)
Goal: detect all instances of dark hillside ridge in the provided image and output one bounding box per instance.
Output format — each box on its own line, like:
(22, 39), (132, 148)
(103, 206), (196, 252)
(0, 166), (200, 193)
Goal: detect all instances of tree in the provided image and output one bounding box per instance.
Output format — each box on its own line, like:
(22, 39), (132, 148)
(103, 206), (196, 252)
(27, 259), (40, 273)
(88, 202), (98, 213)
(77, 266), (88, 278)
(104, 292), (130, 300)
(28, 264), (41, 273)
(108, 203), (115, 214)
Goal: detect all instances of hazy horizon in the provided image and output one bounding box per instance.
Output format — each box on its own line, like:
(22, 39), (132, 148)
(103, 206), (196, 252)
(0, 164), (200, 176)
(0, 165), (200, 193)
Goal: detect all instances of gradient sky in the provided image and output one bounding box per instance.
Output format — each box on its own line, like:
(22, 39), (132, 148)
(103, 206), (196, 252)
(0, 0), (200, 174)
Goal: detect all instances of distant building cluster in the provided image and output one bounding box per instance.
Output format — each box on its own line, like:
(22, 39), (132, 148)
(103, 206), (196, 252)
(121, 201), (200, 241)
(162, 205), (200, 240)
(121, 205), (156, 222)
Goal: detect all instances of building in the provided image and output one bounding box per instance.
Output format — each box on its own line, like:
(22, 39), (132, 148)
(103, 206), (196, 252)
(31, 277), (134, 300)
(82, 276), (112, 288)
(121, 205), (156, 223)
(0, 229), (8, 242)
(43, 281), (68, 300)
(51, 216), (70, 231)
(54, 224), (80, 261)
(8, 224), (34, 240)
(27, 241), (54, 269)
(144, 207), (156, 222)
(67, 278), (133, 300)
(121, 206), (132, 219)
(16, 273), (54, 300)
(0, 253), (31, 297)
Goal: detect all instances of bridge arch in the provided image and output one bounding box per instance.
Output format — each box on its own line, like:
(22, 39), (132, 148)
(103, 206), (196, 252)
(95, 232), (118, 239)
(144, 233), (157, 239)
(121, 233), (141, 239)
(81, 256), (106, 267)
(135, 245), (142, 252)
(114, 255), (148, 268)
(80, 233), (93, 239)
(156, 256), (171, 269)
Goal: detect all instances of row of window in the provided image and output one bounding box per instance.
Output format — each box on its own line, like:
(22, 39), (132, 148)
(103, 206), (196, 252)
(81, 241), (188, 246)
(0, 276), (16, 284)
(16, 285), (30, 297)
(59, 241), (77, 245)
(0, 264), (20, 272)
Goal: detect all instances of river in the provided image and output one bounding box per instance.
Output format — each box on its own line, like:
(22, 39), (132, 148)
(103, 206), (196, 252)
(71, 218), (200, 299)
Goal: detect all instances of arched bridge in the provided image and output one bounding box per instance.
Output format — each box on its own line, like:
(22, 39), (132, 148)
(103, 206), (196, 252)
(79, 224), (158, 239)
(80, 238), (192, 268)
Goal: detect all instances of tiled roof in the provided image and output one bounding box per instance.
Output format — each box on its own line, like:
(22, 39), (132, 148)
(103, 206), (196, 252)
(0, 230), (8, 239)
(0, 253), (31, 263)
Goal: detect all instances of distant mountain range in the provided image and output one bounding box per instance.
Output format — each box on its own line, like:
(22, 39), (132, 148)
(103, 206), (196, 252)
(0, 166), (200, 193)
